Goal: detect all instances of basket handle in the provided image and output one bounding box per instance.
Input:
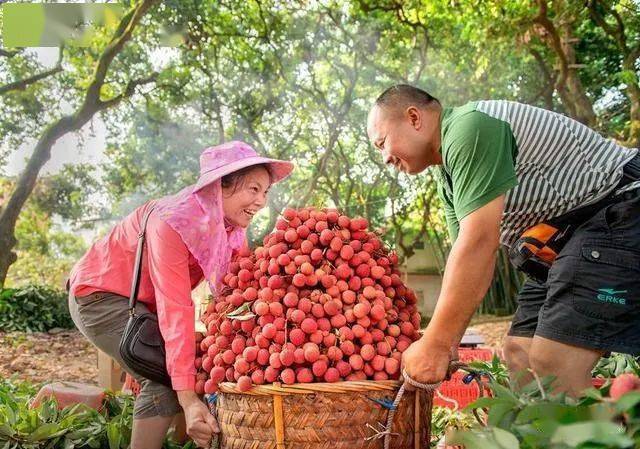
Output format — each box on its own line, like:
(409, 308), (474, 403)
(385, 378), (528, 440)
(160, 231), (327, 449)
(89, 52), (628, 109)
(445, 361), (490, 427)
(448, 360), (467, 378)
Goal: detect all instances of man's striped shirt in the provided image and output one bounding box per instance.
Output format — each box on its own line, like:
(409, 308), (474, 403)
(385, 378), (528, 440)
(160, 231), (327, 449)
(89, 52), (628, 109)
(436, 100), (639, 246)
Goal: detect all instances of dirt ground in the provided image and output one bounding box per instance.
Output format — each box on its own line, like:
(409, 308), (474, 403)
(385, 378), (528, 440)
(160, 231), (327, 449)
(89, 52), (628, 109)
(0, 318), (513, 386)
(469, 317), (511, 350)
(0, 329), (98, 385)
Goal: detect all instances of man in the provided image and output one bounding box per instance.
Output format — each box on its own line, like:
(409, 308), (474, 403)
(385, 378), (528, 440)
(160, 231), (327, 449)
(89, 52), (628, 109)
(367, 84), (640, 395)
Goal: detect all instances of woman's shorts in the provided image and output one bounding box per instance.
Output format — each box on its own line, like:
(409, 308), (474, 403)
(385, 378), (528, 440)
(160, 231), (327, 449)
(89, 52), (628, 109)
(68, 291), (182, 418)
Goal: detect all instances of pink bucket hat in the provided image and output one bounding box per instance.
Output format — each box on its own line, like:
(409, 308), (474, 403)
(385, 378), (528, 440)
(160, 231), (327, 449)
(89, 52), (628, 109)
(194, 141), (294, 192)
(154, 141), (294, 291)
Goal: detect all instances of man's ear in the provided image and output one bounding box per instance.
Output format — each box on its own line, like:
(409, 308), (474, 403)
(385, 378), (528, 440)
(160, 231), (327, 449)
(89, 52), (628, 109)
(406, 106), (422, 130)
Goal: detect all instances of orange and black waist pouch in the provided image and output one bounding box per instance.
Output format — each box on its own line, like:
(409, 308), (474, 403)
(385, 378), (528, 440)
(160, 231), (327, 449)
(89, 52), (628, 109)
(509, 222), (573, 284)
(510, 154), (640, 283)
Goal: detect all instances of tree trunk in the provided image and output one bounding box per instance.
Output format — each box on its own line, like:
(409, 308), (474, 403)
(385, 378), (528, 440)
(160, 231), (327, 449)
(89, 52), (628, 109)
(559, 21), (597, 126)
(0, 117), (80, 286)
(622, 55), (640, 147)
(0, 0), (158, 288)
(533, 0), (597, 126)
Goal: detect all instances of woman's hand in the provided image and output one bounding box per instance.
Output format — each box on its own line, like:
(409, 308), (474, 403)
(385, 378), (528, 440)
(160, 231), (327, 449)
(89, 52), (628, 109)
(177, 390), (219, 448)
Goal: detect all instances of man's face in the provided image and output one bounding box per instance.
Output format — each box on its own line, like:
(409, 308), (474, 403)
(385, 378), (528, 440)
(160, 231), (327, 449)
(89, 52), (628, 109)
(367, 105), (432, 175)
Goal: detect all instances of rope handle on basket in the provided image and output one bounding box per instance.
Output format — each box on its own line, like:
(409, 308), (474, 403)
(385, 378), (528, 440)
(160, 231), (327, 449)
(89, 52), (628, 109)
(372, 361), (487, 449)
(206, 394), (220, 449)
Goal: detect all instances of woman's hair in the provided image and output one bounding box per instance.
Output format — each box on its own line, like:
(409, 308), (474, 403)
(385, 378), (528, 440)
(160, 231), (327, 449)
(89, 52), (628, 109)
(221, 163), (273, 195)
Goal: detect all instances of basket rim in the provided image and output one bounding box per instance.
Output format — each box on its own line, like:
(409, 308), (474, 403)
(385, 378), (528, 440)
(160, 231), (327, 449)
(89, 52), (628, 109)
(217, 379), (403, 395)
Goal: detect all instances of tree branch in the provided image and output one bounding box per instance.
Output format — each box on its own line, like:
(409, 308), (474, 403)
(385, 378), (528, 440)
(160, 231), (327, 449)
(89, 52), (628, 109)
(0, 46), (64, 96)
(0, 66), (62, 95)
(533, 0), (569, 96)
(83, 0), (158, 108)
(98, 73), (158, 110)
(0, 49), (21, 58)
(586, 0), (639, 76)
(586, 0), (626, 51)
(528, 47), (556, 108)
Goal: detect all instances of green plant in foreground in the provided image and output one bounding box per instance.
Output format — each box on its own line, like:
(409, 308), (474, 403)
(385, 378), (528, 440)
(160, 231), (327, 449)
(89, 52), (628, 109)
(431, 406), (477, 446)
(593, 354), (640, 379)
(449, 375), (640, 449)
(467, 354), (511, 387)
(0, 386), (131, 448)
(0, 380), (193, 449)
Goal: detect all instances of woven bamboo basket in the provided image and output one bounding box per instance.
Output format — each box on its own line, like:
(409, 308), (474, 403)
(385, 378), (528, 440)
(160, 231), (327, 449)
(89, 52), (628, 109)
(215, 379), (432, 449)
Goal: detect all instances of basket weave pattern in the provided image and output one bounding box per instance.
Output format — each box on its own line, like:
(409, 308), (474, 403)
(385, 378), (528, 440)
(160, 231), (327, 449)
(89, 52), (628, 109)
(216, 380), (432, 449)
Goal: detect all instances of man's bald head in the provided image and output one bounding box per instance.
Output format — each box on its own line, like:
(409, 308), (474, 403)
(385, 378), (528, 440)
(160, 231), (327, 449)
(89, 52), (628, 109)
(374, 84), (440, 118)
(367, 84), (443, 175)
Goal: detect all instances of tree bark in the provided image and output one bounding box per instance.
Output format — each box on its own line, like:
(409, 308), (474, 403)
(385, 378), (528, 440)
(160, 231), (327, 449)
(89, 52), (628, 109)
(533, 0), (597, 125)
(628, 81), (640, 148)
(559, 19), (597, 126)
(528, 47), (556, 109)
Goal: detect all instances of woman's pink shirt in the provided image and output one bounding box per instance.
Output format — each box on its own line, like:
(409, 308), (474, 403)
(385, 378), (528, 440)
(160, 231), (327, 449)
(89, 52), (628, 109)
(70, 202), (204, 391)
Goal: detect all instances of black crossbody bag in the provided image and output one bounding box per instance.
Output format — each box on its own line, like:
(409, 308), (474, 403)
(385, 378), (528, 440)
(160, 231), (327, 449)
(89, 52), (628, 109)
(119, 208), (172, 387)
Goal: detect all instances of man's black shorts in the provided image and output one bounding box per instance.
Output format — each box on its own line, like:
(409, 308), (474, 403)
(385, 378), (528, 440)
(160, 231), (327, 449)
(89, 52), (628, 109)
(508, 187), (640, 355)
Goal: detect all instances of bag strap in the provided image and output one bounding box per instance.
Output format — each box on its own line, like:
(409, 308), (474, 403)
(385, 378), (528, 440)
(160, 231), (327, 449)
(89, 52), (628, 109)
(128, 206), (155, 314)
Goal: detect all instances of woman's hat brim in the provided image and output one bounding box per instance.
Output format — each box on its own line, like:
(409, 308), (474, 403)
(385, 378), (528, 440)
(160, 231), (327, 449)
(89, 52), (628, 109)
(194, 156), (294, 192)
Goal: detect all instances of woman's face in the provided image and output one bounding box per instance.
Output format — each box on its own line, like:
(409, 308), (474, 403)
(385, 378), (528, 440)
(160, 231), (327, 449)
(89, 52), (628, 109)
(222, 166), (271, 228)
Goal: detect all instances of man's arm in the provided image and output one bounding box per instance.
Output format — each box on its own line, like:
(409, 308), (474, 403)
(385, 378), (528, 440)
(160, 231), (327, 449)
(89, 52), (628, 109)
(401, 194), (504, 384)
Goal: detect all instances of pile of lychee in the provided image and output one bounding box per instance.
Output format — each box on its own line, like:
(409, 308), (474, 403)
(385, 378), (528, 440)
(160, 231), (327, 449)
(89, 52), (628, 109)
(195, 208), (421, 393)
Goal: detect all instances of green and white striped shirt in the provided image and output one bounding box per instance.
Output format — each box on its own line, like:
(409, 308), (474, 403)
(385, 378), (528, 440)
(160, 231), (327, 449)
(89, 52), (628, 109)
(437, 100), (639, 246)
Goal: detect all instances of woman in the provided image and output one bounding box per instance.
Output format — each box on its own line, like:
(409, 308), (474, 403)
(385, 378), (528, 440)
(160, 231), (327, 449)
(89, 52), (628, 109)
(68, 141), (293, 448)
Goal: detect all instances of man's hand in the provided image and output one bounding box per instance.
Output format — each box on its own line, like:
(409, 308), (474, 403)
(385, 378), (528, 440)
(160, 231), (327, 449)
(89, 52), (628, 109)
(401, 336), (451, 386)
(177, 390), (219, 448)
(403, 195), (504, 386)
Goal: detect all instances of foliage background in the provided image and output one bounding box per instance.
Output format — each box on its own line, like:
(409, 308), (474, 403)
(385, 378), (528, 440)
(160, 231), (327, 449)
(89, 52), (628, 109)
(1, 0), (638, 314)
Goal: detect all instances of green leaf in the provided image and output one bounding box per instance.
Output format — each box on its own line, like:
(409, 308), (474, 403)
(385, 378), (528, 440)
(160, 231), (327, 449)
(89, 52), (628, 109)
(39, 398), (58, 422)
(226, 303), (251, 317)
(228, 312), (256, 321)
(515, 403), (592, 424)
(0, 424), (15, 438)
(518, 375), (557, 398)
(487, 402), (518, 428)
(0, 405), (16, 426)
(492, 427), (520, 449)
(550, 421), (633, 447)
(513, 421), (557, 442)
(25, 422), (65, 441)
(449, 428), (520, 449)
(466, 396), (501, 409)
(107, 422), (121, 449)
(490, 382), (520, 403)
(579, 387), (606, 406)
(619, 70), (638, 86)
(614, 391), (640, 413)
